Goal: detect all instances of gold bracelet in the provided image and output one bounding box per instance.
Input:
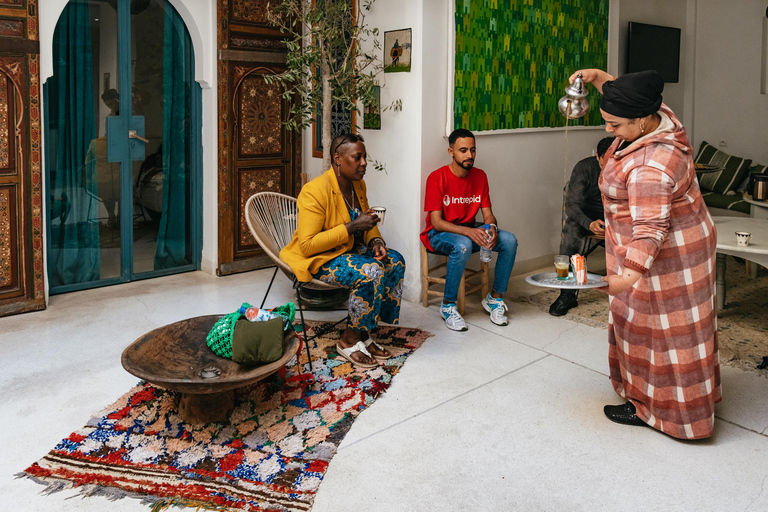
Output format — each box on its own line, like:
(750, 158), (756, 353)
(368, 237), (385, 248)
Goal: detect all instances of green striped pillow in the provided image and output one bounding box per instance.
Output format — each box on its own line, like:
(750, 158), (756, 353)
(695, 141), (751, 194)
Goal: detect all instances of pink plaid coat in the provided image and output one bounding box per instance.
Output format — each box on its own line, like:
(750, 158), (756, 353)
(600, 104), (721, 439)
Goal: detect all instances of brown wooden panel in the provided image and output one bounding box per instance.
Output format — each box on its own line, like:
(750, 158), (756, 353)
(0, 70), (16, 175)
(236, 166), (282, 251)
(0, 184), (20, 294)
(0, 18), (24, 37)
(0, 0), (26, 7)
(236, 73), (283, 158)
(217, 0), (300, 276)
(0, 0), (44, 316)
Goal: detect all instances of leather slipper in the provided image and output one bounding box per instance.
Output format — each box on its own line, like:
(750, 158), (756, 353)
(364, 339), (391, 360)
(603, 402), (647, 427)
(335, 342), (378, 369)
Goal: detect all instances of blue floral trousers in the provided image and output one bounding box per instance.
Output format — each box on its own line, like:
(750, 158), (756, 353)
(313, 247), (405, 332)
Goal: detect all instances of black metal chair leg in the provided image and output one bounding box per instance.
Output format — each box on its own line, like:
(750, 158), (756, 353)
(260, 266), (279, 309)
(295, 284), (313, 373)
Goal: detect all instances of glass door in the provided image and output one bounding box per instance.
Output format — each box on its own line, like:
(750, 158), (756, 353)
(45, 0), (200, 294)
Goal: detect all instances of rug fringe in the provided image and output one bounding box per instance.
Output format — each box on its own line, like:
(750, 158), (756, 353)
(149, 497), (228, 511)
(18, 472), (228, 511)
(16, 472), (76, 496)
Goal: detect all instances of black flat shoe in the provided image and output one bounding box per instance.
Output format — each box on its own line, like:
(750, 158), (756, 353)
(603, 402), (647, 427)
(549, 292), (578, 316)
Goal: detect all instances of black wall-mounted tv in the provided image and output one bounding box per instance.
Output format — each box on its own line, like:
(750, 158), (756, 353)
(626, 21), (681, 83)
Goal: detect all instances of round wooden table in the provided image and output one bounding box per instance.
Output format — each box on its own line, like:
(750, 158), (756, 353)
(121, 315), (299, 424)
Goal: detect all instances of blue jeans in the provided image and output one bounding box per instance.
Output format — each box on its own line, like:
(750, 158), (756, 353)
(428, 229), (518, 304)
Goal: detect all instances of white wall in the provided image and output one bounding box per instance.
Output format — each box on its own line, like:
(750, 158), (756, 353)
(301, 0), (427, 302)
(38, 0), (218, 288)
(691, 0), (768, 165)
(616, 0), (690, 121)
(356, 0), (425, 302)
(299, 0), (616, 302)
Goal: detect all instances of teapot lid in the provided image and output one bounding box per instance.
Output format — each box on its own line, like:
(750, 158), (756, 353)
(564, 72), (589, 99)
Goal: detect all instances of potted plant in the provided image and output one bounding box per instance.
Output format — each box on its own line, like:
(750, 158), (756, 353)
(266, 0), (400, 172)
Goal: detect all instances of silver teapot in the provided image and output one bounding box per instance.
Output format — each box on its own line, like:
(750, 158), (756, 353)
(558, 72), (589, 119)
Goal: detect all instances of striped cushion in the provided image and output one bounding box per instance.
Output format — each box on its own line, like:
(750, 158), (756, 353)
(701, 191), (751, 214)
(694, 141), (751, 194)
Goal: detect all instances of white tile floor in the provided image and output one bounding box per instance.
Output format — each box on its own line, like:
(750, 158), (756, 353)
(2, 266), (768, 512)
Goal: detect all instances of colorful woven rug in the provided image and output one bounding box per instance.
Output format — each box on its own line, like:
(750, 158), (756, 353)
(22, 321), (431, 511)
(515, 255), (768, 371)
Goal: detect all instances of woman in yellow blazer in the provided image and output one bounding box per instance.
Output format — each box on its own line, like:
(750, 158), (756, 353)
(280, 134), (405, 369)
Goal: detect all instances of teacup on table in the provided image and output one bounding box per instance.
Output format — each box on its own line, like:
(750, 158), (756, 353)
(371, 206), (386, 226)
(736, 231), (752, 247)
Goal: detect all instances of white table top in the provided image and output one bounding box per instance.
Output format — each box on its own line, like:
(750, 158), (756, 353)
(712, 217), (768, 265)
(742, 194), (768, 208)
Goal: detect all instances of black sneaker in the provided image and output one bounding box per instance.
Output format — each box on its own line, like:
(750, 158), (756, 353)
(548, 291), (578, 316)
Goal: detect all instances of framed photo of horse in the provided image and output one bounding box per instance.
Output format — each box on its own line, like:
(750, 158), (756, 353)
(384, 28), (412, 73)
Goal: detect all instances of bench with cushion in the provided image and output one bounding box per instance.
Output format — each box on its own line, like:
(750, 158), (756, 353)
(694, 141), (767, 216)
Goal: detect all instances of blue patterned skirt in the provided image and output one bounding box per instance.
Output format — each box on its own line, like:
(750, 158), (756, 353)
(312, 247), (405, 332)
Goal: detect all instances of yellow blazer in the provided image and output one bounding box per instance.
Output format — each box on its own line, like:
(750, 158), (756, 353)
(280, 168), (383, 282)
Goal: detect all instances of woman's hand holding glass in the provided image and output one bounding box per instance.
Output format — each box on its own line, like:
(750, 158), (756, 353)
(346, 208), (380, 235)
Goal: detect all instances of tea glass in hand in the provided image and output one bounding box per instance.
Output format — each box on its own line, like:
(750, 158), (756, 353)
(371, 206), (386, 226)
(736, 231), (752, 247)
(554, 255), (570, 280)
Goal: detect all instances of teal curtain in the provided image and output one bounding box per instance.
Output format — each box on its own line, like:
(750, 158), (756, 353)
(47, 0), (99, 287)
(154, 5), (192, 269)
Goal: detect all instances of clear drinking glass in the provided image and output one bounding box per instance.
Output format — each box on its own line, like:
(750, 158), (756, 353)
(554, 255), (570, 280)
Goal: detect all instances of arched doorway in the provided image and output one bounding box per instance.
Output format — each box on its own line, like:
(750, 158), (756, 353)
(45, 0), (201, 294)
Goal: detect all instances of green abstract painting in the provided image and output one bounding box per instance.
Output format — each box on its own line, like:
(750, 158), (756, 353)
(454, 0), (609, 131)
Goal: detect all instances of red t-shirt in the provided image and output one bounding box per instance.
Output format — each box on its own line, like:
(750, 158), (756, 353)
(420, 165), (492, 251)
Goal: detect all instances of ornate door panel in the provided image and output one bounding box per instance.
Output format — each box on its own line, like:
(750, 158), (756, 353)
(0, 0), (45, 316)
(217, 0), (300, 276)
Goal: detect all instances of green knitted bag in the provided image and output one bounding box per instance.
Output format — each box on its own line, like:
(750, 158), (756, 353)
(206, 302), (297, 359)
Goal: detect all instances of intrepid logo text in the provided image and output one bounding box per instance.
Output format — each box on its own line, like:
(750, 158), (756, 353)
(444, 194), (481, 206)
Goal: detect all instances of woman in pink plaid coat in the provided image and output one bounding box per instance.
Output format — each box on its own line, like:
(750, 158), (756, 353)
(572, 69), (720, 439)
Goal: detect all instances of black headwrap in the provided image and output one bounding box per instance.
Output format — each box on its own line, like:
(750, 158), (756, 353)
(600, 70), (664, 118)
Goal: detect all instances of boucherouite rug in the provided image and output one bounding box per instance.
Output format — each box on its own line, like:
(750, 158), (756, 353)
(21, 321), (432, 511)
(515, 255), (768, 371)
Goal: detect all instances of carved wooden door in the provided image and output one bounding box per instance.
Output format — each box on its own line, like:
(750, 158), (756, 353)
(217, 0), (300, 276)
(0, 0), (45, 316)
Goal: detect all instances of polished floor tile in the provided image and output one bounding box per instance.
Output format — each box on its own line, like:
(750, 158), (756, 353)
(1, 266), (767, 512)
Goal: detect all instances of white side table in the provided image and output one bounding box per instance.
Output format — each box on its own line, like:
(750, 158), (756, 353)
(743, 194), (768, 219)
(712, 216), (768, 311)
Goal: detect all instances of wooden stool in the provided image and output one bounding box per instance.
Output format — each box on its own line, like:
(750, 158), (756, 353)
(420, 245), (489, 315)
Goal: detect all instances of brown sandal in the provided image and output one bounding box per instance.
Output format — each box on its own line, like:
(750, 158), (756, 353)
(364, 339), (391, 360)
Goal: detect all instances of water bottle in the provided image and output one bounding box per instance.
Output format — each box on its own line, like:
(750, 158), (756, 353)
(239, 305), (273, 322)
(479, 224), (492, 263)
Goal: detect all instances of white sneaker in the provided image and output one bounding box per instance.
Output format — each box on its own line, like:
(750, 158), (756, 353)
(482, 293), (509, 326)
(441, 302), (468, 331)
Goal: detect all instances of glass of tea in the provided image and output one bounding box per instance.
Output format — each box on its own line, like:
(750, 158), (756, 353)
(554, 255), (570, 280)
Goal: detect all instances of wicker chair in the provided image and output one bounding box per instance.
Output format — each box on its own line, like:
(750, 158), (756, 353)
(244, 192), (347, 369)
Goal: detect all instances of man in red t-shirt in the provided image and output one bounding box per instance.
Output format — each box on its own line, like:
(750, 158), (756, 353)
(422, 129), (518, 331)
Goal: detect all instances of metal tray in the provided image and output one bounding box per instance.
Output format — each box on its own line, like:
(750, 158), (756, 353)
(694, 164), (722, 173)
(525, 271), (608, 289)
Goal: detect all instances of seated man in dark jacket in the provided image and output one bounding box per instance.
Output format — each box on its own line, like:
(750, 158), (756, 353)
(550, 136), (614, 316)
